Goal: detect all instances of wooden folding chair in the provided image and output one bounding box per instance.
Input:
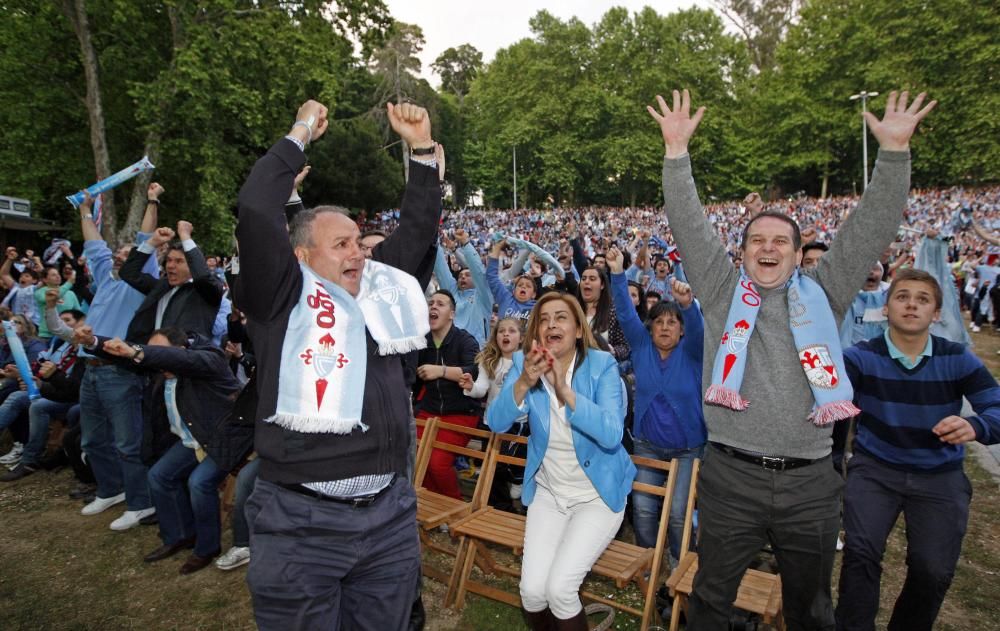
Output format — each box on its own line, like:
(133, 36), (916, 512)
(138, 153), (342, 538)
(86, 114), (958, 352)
(414, 417), (495, 584)
(446, 432), (684, 630)
(665, 460), (785, 631)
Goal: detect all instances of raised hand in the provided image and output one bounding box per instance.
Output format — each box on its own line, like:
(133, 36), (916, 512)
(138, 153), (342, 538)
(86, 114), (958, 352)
(440, 231), (457, 251)
(291, 100), (329, 144)
(800, 226), (818, 244)
(647, 89), (706, 159)
(387, 102), (433, 151)
(5, 247), (17, 261)
(149, 227), (175, 248)
(672, 278), (693, 308)
(743, 192), (764, 217)
(454, 228), (469, 246)
(148, 182), (164, 201)
(865, 90), (937, 152)
(490, 238), (507, 258)
(606, 246), (625, 274)
(176, 221), (193, 241)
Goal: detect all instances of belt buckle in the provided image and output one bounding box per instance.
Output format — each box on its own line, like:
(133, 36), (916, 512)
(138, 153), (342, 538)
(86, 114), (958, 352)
(760, 455), (786, 471)
(350, 495), (377, 508)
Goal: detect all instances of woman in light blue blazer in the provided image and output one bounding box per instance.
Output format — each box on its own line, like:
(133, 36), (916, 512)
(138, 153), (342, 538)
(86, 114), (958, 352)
(487, 292), (636, 631)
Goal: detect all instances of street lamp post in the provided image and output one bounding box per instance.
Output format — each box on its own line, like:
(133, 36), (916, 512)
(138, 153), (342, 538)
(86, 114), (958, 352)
(513, 146), (517, 210)
(849, 90), (879, 190)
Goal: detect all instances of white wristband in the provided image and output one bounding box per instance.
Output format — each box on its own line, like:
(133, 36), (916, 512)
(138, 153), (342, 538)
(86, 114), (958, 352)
(292, 120), (313, 144)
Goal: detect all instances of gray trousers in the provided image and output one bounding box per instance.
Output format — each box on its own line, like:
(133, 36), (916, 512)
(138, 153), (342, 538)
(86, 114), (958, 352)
(688, 445), (843, 631)
(246, 478), (421, 631)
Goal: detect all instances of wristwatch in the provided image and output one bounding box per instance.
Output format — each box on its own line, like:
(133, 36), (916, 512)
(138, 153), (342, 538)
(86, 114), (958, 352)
(130, 344), (145, 364)
(410, 144), (435, 156)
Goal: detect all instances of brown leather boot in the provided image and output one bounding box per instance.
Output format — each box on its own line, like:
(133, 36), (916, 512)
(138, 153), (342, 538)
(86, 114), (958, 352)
(552, 609), (589, 631)
(522, 607), (556, 631)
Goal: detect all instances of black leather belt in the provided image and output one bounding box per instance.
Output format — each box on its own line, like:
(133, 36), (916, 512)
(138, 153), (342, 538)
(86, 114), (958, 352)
(276, 477), (395, 507)
(710, 442), (825, 472)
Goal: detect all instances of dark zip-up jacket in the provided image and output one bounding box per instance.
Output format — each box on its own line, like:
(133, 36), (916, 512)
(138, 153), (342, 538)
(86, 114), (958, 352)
(413, 324), (481, 417)
(235, 138), (441, 485)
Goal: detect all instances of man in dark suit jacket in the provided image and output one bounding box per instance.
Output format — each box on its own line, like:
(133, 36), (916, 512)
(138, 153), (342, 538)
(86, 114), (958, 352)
(120, 220), (224, 342)
(96, 328), (242, 574)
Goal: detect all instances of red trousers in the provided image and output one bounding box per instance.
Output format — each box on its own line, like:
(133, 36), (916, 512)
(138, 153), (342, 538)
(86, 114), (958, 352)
(415, 411), (479, 500)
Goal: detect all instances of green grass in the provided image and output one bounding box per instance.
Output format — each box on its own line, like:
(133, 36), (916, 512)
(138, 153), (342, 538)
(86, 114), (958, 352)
(2, 319), (999, 630)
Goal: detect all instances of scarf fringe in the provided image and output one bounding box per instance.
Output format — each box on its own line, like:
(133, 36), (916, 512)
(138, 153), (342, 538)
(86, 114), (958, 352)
(704, 384), (750, 411)
(809, 401), (860, 427)
(375, 335), (427, 357)
(265, 413), (369, 435)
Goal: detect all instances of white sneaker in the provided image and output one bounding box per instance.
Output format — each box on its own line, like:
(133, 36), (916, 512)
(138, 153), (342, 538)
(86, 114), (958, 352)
(0, 442), (23, 465)
(836, 535), (845, 551)
(215, 546), (250, 571)
(81, 493), (126, 516)
(972, 325), (981, 333)
(110, 507), (156, 531)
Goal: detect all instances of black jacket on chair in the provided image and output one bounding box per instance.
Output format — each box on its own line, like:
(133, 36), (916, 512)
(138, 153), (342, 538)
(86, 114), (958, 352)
(120, 244), (224, 343)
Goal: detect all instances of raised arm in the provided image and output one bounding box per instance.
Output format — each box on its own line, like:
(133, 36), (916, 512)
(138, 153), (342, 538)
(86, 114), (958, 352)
(141, 183), (162, 234)
(649, 90), (735, 307)
(457, 232), (494, 315)
(176, 220), (224, 307)
(606, 247), (648, 348)
(370, 102), (441, 275)
(501, 248), (530, 285)
(235, 101), (324, 322)
(815, 91), (936, 314)
(433, 240), (459, 295)
(120, 227), (175, 294)
(486, 240), (514, 305)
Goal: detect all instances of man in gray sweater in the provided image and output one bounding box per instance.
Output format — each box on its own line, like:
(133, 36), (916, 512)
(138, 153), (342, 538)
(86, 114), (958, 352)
(648, 89), (935, 629)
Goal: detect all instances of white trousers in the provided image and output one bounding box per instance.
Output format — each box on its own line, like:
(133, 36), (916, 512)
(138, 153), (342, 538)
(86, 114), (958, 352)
(519, 484), (624, 619)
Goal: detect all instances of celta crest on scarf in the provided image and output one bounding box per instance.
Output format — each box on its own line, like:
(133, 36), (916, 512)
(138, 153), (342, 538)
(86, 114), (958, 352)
(267, 261), (428, 434)
(705, 268), (860, 426)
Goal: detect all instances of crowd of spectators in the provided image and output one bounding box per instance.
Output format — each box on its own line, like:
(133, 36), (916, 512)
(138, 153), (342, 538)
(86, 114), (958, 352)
(0, 163), (998, 618)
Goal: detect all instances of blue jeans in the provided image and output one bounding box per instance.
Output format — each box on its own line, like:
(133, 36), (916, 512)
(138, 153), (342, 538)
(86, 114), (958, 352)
(0, 390), (30, 433)
(232, 458), (260, 547)
(630, 438), (703, 559)
(79, 363), (150, 509)
(21, 398), (73, 466)
(148, 440), (228, 557)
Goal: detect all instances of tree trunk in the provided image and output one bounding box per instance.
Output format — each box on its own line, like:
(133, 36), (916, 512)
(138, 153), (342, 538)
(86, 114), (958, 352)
(62, 0), (117, 244)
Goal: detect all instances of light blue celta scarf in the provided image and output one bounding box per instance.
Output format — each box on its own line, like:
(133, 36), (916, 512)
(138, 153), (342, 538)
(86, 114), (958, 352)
(267, 261), (428, 434)
(705, 268), (860, 426)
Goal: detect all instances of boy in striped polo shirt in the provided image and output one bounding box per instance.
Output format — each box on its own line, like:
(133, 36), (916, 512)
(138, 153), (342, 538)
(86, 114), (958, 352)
(836, 268), (1000, 631)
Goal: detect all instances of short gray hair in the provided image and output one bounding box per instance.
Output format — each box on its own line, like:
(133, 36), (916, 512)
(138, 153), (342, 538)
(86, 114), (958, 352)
(289, 205), (351, 249)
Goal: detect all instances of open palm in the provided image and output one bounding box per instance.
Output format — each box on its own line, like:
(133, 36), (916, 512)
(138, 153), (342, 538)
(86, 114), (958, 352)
(647, 89), (706, 159)
(865, 91), (936, 151)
